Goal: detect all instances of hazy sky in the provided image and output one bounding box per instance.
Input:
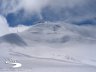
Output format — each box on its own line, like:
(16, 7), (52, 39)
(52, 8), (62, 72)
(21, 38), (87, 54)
(0, 0), (96, 36)
(0, 0), (90, 15)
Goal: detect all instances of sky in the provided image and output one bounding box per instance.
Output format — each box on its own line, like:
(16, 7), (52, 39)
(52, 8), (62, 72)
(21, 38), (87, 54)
(0, 0), (96, 15)
(0, 0), (96, 36)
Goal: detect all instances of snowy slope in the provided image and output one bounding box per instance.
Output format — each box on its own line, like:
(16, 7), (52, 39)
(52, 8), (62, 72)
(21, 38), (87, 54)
(9, 25), (31, 33)
(0, 22), (96, 71)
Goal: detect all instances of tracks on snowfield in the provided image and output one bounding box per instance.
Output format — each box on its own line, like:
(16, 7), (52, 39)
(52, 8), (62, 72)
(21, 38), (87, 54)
(9, 51), (96, 67)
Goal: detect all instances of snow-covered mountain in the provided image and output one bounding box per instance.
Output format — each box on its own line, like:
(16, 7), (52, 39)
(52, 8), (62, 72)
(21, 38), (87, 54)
(0, 0), (96, 72)
(0, 22), (96, 72)
(0, 22), (95, 46)
(9, 25), (31, 33)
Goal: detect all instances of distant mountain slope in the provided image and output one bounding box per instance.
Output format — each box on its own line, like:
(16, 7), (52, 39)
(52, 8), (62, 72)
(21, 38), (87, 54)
(1, 22), (96, 47)
(0, 22), (96, 68)
(19, 22), (96, 45)
(0, 33), (27, 46)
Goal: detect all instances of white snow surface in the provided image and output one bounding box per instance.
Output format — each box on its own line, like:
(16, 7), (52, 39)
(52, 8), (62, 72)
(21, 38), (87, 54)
(0, 22), (96, 72)
(9, 25), (31, 33)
